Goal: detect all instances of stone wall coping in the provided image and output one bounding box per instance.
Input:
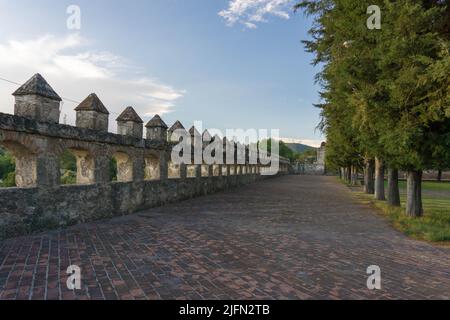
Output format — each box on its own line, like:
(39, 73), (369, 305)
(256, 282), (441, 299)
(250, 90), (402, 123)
(0, 112), (168, 150)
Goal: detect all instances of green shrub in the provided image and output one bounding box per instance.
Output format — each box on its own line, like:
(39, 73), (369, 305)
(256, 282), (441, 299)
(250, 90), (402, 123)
(61, 170), (76, 185)
(0, 172), (16, 187)
(110, 158), (118, 181)
(0, 148), (15, 181)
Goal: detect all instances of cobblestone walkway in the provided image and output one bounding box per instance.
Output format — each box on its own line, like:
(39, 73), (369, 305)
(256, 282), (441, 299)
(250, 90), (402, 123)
(0, 176), (449, 300)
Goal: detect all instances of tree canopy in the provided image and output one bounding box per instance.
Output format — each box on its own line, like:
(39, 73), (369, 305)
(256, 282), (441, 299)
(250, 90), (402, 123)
(296, 0), (450, 216)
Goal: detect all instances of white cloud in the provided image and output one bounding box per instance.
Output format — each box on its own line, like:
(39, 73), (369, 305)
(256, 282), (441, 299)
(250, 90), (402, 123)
(219, 0), (293, 29)
(0, 33), (184, 129)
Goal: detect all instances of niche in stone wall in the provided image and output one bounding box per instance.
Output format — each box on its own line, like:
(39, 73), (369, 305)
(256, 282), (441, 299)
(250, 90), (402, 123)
(187, 164), (197, 178)
(144, 155), (160, 181)
(111, 151), (133, 182)
(201, 164), (209, 177)
(0, 142), (36, 188)
(221, 165), (228, 176)
(213, 164), (220, 177)
(60, 150), (77, 185)
(168, 161), (181, 179)
(60, 149), (95, 185)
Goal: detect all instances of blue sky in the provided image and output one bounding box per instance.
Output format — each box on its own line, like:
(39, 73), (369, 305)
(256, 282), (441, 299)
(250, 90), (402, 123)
(0, 0), (324, 146)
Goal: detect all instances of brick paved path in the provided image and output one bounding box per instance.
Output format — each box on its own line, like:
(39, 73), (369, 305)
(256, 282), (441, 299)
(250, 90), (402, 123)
(0, 176), (449, 300)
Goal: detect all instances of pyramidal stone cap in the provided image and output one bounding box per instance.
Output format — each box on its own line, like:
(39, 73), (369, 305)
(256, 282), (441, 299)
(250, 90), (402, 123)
(116, 106), (143, 123)
(189, 126), (201, 136)
(13, 73), (62, 101)
(74, 93), (109, 114)
(203, 130), (212, 140)
(169, 120), (185, 132)
(146, 114), (168, 128)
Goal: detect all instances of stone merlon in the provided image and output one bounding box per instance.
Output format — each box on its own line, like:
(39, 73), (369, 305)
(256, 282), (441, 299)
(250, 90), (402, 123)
(189, 126), (201, 137)
(75, 93), (109, 114)
(12, 73), (62, 101)
(116, 106), (144, 139)
(146, 115), (168, 128)
(12, 73), (62, 124)
(146, 115), (168, 141)
(169, 120), (185, 132)
(116, 106), (144, 123)
(74, 93), (110, 132)
(168, 120), (186, 143)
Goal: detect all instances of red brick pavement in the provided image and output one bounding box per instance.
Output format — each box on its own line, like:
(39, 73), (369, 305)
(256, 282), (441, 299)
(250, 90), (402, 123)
(0, 175), (449, 300)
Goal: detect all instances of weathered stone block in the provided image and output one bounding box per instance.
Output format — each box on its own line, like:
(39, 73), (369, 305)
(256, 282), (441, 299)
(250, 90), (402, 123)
(146, 115), (168, 141)
(147, 126), (166, 141)
(13, 74), (62, 124)
(76, 110), (109, 132)
(118, 121), (143, 139)
(14, 95), (60, 124)
(116, 106), (143, 139)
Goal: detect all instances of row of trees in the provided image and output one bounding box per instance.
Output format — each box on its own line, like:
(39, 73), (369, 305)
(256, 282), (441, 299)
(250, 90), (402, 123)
(259, 139), (319, 163)
(296, 0), (449, 216)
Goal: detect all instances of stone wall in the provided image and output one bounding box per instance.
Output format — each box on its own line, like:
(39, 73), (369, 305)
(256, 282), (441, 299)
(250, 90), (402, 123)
(0, 74), (291, 240)
(0, 172), (263, 240)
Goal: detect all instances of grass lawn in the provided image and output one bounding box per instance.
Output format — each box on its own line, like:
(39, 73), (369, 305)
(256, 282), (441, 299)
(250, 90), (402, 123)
(395, 180), (450, 192)
(344, 179), (450, 243)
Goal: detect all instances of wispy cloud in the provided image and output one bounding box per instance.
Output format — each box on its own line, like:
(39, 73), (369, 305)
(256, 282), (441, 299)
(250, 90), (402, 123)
(219, 0), (294, 29)
(0, 33), (185, 128)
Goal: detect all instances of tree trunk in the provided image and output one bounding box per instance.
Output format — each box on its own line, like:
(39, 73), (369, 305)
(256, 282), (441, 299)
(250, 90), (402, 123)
(437, 170), (442, 182)
(387, 168), (401, 207)
(374, 157), (385, 201)
(406, 170), (423, 217)
(339, 167), (343, 179)
(351, 166), (358, 186)
(346, 166), (352, 182)
(364, 158), (375, 194)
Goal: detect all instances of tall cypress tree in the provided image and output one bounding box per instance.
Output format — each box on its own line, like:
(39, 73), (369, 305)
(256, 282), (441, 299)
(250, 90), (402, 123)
(296, 0), (450, 216)
(376, 0), (449, 216)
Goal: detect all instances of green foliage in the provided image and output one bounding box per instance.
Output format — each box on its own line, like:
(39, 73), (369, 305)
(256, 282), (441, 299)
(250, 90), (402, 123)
(0, 147), (15, 182)
(258, 139), (302, 162)
(59, 150), (77, 185)
(110, 158), (118, 181)
(1, 172), (16, 187)
(60, 150), (77, 172)
(285, 143), (315, 153)
(60, 170), (76, 185)
(297, 148), (318, 164)
(279, 141), (299, 162)
(296, 0), (450, 169)
(375, 0), (450, 170)
(296, 0), (450, 215)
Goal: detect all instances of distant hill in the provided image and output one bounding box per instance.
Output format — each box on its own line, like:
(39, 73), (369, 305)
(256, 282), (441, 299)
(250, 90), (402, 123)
(286, 143), (317, 154)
